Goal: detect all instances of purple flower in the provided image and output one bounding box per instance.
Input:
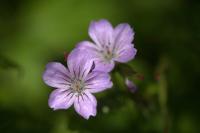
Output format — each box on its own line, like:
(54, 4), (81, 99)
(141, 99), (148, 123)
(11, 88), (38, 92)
(43, 49), (113, 119)
(125, 78), (137, 93)
(77, 19), (137, 72)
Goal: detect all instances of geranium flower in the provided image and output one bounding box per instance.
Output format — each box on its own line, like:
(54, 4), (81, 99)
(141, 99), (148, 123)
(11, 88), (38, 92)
(77, 19), (137, 72)
(43, 49), (113, 119)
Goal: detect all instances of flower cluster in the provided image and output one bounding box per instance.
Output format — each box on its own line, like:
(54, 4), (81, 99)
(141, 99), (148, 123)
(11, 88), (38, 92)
(43, 19), (137, 119)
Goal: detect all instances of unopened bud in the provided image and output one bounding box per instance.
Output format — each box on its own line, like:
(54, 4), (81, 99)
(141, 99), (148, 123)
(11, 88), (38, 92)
(125, 78), (137, 93)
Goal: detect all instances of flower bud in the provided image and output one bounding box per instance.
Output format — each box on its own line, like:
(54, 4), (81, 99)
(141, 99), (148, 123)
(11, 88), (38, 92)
(125, 78), (137, 93)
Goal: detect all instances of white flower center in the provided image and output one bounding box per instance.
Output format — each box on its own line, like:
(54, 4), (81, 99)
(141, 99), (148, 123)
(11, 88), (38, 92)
(100, 46), (115, 62)
(71, 79), (85, 93)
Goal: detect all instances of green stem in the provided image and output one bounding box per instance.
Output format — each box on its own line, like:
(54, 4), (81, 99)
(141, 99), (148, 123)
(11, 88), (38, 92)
(157, 57), (170, 133)
(159, 74), (169, 133)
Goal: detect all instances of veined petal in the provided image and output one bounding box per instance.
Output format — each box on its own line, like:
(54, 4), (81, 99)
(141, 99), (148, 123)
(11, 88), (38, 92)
(74, 91), (97, 119)
(114, 44), (137, 63)
(76, 41), (99, 57)
(43, 62), (71, 89)
(113, 23), (134, 50)
(85, 72), (113, 93)
(48, 88), (75, 110)
(89, 19), (114, 48)
(76, 41), (98, 51)
(67, 48), (94, 79)
(93, 58), (115, 72)
(84, 90), (97, 107)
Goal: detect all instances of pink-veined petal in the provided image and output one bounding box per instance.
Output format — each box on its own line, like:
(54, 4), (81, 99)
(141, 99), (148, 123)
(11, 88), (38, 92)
(113, 23), (134, 49)
(85, 72), (113, 93)
(76, 41), (99, 58)
(67, 48), (94, 79)
(114, 44), (137, 63)
(89, 19), (114, 48)
(43, 62), (71, 89)
(48, 88), (75, 110)
(76, 41), (98, 53)
(74, 91), (97, 119)
(93, 58), (115, 72)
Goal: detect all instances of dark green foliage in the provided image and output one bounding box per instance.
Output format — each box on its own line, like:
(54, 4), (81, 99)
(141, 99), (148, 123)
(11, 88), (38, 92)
(0, 0), (200, 132)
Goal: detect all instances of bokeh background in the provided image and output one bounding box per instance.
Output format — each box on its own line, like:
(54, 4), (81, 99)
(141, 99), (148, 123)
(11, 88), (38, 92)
(0, 0), (200, 133)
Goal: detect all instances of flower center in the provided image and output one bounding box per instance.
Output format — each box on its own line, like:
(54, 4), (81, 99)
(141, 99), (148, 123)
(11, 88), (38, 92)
(104, 50), (113, 60)
(71, 79), (84, 93)
(101, 46), (114, 61)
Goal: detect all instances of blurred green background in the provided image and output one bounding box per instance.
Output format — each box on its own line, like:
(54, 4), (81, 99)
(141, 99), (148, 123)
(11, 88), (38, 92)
(0, 0), (200, 133)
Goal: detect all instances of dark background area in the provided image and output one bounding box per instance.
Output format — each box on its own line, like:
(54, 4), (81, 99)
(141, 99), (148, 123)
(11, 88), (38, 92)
(0, 0), (200, 132)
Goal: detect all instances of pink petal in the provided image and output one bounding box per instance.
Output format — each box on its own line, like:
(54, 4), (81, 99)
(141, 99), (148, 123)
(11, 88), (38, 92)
(67, 48), (94, 79)
(93, 58), (115, 72)
(113, 23), (134, 48)
(48, 88), (75, 110)
(85, 72), (113, 93)
(43, 62), (71, 89)
(114, 44), (137, 63)
(74, 91), (97, 119)
(76, 41), (99, 57)
(89, 19), (114, 48)
(76, 41), (98, 52)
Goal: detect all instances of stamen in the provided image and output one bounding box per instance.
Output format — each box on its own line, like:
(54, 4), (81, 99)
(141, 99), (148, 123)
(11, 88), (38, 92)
(70, 79), (85, 94)
(99, 45), (115, 62)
